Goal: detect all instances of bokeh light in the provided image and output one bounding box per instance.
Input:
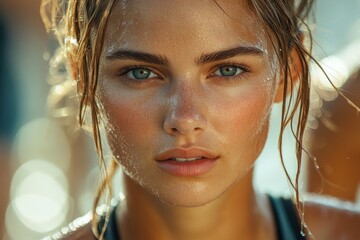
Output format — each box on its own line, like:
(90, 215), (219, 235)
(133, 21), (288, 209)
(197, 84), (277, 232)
(7, 160), (69, 238)
(14, 118), (71, 171)
(312, 56), (350, 91)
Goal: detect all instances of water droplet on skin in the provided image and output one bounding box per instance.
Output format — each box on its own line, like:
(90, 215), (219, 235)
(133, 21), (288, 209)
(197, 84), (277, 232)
(313, 157), (320, 169)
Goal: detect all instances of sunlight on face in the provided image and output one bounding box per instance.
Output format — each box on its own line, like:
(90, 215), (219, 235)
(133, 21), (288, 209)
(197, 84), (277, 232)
(98, 0), (281, 207)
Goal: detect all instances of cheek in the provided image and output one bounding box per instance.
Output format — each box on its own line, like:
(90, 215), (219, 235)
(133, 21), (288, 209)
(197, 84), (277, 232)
(210, 81), (275, 168)
(102, 98), (154, 152)
(212, 84), (273, 139)
(211, 59), (279, 142)
(99, 77), (157, 141)
(97, 82), (160, 176)
(103, 101), (140, 173)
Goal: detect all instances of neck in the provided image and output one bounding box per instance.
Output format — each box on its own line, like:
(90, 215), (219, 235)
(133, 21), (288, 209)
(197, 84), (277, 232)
(117, 171), (274, 240)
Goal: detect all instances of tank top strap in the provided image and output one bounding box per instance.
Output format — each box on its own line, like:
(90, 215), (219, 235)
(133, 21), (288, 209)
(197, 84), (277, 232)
(268, 195), (306, 240)
(97, 206), (121, 240)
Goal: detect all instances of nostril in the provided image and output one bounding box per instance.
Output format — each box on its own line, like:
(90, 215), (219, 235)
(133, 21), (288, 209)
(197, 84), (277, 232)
(163, 108), (207, 136)
(168, 126), (203, 135)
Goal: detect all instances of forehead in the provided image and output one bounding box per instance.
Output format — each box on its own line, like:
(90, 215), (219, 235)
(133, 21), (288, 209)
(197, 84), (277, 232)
(103, 0), (269, 56)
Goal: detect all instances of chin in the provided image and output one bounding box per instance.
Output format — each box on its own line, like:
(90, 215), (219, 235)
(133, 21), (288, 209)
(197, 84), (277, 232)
(122, 170), (224, 207)
(158, 192), (220, 208)
(149, 179), (234, 208)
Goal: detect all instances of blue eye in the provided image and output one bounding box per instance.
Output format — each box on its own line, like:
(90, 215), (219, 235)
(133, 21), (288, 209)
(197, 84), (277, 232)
(127, 68), (156, 79)
(214, 66), (244, 77)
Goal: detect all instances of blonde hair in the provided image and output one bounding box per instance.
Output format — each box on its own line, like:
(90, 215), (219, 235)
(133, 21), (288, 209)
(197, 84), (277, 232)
(41, 0), (358, 238)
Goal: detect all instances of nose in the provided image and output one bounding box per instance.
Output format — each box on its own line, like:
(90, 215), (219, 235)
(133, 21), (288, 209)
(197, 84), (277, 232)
(163, 83), (207, 136)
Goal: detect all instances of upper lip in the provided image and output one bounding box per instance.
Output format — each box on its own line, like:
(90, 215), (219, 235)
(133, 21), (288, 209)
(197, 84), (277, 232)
(156, 147), (219, 161)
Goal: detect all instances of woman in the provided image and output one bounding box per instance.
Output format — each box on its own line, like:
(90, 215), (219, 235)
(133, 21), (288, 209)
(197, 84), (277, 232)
(41, 0), (360, 239)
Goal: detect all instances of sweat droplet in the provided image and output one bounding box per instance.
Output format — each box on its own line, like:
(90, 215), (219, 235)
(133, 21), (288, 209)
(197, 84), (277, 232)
(313, 157), (320, 169)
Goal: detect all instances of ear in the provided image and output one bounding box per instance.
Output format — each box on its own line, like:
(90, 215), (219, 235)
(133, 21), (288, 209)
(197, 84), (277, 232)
(274, 47), (303, 103)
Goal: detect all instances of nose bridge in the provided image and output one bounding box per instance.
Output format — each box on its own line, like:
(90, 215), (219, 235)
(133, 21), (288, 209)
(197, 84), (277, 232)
(164, 80), (206, 135)
(173, 82), (198, 116)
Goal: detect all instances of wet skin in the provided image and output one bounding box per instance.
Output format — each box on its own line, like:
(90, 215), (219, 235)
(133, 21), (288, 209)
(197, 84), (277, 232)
(92, 0), (360, 240)
(98, 0), (280, 208)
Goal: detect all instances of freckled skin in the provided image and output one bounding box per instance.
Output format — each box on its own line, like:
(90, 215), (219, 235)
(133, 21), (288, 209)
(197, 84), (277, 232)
(57, 1), (360, 240)
(98, 0), (280, 208)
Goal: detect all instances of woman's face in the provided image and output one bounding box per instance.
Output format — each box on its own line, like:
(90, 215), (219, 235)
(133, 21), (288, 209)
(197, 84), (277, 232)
(98, 0), (281, 207)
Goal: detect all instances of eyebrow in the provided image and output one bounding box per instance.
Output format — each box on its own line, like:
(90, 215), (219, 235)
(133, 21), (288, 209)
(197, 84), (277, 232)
(106, 50), (169, 65)
(105, 45), (264, 66)
(196, 46), (264, 65)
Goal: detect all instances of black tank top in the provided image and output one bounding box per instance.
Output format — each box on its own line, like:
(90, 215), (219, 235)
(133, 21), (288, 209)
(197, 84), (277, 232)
(99, 195), (306, 240)
(268, 195), (306, 240)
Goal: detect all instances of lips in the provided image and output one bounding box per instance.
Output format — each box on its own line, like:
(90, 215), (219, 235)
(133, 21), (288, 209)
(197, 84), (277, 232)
(156, 148), (219, 177)
(156, 148), (218, 162)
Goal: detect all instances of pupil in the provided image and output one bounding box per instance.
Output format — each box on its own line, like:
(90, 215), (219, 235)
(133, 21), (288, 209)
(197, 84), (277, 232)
(220, 66), (236, 76)
(133, 68), (150, 79)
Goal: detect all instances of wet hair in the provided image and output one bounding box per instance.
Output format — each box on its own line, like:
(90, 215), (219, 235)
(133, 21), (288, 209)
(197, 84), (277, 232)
(41, 0), (324, 238)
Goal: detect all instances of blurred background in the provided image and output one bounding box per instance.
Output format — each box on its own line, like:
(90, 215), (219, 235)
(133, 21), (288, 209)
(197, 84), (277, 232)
(0, 0), (359, 239)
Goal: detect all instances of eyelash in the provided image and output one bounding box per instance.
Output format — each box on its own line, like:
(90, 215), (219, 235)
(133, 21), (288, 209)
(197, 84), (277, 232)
(116, 62), (251, 85)
(209, 62), (251, 82)
(116, 65), (162, 85)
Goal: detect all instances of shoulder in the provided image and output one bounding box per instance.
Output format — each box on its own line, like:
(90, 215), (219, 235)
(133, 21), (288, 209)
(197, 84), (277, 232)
(303, 194), (360, 240)
(41, 212), (95, 240)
